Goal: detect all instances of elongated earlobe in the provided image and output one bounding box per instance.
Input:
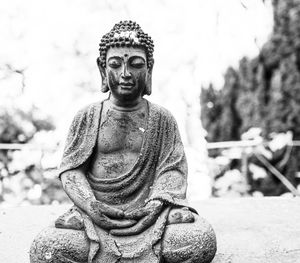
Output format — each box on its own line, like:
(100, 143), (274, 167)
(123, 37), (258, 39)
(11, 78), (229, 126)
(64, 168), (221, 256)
(145, 62), (154, 96)
(97, 57), (109, 93)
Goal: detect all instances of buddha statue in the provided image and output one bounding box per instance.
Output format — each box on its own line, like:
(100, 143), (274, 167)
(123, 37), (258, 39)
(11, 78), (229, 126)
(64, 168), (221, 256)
(30, 21), (217, 263)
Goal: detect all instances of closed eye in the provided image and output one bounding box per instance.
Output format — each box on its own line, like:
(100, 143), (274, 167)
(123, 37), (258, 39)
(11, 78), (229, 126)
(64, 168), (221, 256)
(108, 58), (122, 68)
(130, 57), (146, 68)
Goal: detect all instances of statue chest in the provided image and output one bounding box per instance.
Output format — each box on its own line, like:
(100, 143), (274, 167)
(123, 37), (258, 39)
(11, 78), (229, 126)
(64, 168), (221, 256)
(89, 106), (148, 179)
(97, 108), (147, 153)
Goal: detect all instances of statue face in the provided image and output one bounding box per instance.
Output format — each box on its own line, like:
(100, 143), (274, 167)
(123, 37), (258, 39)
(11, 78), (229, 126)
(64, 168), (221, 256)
(105, 47), (149, 103)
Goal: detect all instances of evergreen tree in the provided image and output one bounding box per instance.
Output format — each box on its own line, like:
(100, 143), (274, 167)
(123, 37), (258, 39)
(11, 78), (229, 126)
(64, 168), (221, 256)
(202, 0), (300, 142)
(201, 0), (300, 192)
(200, 83), (223, 142)
(219, 67), (241, 141)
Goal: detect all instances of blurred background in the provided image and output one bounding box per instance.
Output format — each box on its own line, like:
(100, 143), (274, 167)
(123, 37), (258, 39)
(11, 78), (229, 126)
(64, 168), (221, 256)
(1, 0), (299, 208)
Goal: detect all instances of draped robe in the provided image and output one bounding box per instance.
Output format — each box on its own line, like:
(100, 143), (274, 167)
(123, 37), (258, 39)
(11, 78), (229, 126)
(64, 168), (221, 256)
(57, 99), (193, 263)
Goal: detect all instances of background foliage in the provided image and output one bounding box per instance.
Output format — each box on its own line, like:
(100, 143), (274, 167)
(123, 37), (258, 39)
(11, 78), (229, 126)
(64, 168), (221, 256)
(201, 0), (300, 196)
(201, 0), (300, 142)
(0, 103), (70, 207)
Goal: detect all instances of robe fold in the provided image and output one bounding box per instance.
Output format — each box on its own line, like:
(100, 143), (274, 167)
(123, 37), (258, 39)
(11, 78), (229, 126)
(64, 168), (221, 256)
(58, 99), (193, 263)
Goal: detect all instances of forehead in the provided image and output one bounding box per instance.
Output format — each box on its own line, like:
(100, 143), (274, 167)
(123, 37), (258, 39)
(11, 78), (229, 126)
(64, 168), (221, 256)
(106, 47), (146, 59)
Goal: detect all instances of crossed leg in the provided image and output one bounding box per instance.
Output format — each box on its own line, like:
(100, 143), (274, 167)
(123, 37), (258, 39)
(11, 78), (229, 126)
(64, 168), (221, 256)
(162, 214), (216, 263)
(30, 227), (89, 263)
(30, 215), (216, 263)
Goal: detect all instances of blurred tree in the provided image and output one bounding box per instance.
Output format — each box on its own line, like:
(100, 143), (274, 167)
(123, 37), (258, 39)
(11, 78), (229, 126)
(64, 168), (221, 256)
(0, 105), (55, 144)
(200, 83), (223, 143)
(201, 67), (241, 142)
(201, 0), (300, 195)
(202, 0), (300, 140)
(0, 104), (57, 206)
(218, 67), (241, 141)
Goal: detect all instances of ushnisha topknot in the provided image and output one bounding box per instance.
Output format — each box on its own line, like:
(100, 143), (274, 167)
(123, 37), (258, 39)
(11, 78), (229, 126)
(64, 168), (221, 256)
(99, 20), (154, 68)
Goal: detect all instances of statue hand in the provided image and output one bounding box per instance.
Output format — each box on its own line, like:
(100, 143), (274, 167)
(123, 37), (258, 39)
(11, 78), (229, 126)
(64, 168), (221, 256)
(110, 200), (164, 236)
(89, 212), (137, 230)
(87, 200), (136, 230)
(123, 200), (163, 219)
(89, 200), (124, 218)
(167, 207), (195, 224)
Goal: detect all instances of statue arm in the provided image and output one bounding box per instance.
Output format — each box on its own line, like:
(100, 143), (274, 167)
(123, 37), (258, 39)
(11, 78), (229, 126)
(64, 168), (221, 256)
(60, 165), (136, 229)
(60, 163), (96, 214)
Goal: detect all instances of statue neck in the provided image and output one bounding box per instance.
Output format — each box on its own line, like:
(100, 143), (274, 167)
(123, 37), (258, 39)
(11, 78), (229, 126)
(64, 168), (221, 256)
(108, 95), (145, 112)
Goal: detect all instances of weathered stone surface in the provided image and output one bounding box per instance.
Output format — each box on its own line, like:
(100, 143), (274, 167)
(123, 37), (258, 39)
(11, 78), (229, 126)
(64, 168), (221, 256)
(1, 197), (300, 263)
(36, 20), (215, 263)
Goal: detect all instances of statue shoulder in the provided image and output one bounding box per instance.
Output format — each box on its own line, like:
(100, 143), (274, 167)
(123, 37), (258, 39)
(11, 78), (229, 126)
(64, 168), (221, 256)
(149, 102), (178, 124)
(67, 101), (103, 132)
(72, 101), (103, 120)
(76, 101), (103, 115)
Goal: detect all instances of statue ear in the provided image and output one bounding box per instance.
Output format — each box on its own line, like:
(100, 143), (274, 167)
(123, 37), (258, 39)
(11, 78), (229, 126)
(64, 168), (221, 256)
(145, 60), (154, 96)
(97, 57), (109, 93)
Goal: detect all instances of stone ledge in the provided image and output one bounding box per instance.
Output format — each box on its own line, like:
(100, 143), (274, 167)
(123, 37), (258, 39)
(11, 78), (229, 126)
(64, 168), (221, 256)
(1, 197), (300, 263)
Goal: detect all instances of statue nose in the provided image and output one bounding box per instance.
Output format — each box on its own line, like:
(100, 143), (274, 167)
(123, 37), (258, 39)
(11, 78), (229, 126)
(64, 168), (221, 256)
(121, 65), (131, 79)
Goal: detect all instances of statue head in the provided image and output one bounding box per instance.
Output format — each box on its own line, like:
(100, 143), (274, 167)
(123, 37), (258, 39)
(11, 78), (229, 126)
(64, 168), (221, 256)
(97, 21), (154, 96)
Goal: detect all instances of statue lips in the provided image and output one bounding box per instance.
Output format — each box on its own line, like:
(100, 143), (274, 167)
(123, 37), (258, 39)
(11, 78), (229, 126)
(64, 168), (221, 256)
(119, 82), (135, 90)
